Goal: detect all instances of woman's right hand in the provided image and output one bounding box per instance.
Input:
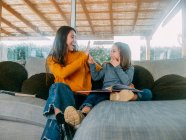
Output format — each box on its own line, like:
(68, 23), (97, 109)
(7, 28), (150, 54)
(85, 40), (90, 55)
(88, 54), (95, 64)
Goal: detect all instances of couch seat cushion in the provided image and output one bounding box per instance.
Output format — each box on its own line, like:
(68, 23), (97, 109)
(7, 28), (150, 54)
(74, 100), (186, 140)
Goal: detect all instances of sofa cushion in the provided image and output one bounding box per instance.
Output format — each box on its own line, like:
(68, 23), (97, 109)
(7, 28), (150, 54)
(0, 61), (28, 92)
(21, 73), (54, 100)
(0, 94), (45, 140)
(152, 74), (186, 100)
(74, 100), (186, 140)
(132, 65), (154, 90)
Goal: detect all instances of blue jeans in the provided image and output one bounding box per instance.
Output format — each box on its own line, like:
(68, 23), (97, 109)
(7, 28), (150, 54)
(80, 92), (110, 110)
(41, 119), (60, 140)
(41, 83), (86, 140)
(137, 89), (153, 101)
(80, 89), (152, 110)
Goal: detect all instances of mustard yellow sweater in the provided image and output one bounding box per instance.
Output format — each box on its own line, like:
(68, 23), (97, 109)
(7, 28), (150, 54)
(47, 51), (93, 95)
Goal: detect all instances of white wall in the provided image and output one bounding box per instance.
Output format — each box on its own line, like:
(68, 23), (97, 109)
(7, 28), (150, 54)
(133, 59), (186, 80)
(0, 46), (8, 62)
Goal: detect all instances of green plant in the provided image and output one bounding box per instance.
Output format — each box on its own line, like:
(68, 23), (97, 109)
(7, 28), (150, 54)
(78, 45), (110, 65)
(89, 47), (110, 65)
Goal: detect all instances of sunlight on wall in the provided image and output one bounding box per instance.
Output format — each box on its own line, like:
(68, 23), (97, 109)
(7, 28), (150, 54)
(151, 10), (182, 47)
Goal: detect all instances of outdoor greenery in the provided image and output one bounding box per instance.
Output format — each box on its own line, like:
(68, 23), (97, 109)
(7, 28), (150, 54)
(140, 46), (182, 60)
(78, 45), (111, 65)
(89, 47), (110, 65)
(7, 43), (50, 61)
(6, 43), (111, 65)
(5, 43), (182, 63)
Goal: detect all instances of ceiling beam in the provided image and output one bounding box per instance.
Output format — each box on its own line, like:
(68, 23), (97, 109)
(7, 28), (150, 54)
(79, 0), (95, 34)
(132, 0), (141, 31)
(1, 17), (28, 35)
(1, 28), (11, 36)
(22, 8), (160, 14)
(77, 25), (153, 27)
(108, 0), (113, 34)
(2, 1), (43, 35)
(23, 0), (56, 32)
(50, 0), (69, 25)
(19, 0), (146, 5)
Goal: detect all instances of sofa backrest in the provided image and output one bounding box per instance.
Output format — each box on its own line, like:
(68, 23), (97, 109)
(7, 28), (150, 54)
(25, 57), (46, 78)
(25, 57), (186, 81)
(133, 59), (186, 80)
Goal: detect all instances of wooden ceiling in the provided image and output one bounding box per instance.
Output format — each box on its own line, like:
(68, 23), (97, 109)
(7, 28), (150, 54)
(0, 0), (181, 40)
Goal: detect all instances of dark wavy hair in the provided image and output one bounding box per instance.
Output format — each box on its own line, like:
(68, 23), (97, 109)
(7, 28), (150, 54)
(49, 26), (76, 66)
(45, 26), (76, 83)
(113, 42), (132, 70)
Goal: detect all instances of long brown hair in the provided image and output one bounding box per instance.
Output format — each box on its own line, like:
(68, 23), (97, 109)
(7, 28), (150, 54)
(49, 26), (76, 66)
(45, 26), (76, 83)
(114, 42), (132, 70)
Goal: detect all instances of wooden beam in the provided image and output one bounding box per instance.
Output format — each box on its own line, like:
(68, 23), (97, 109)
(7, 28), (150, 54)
(23, 0), (56, 32)
(108, 0), (113, 34)
(1, 17), (28, 35)
(21, 0), (144, 5)
(79, 0), (94, 34)
(50, 0), (69, 25)
(77, 25), (153, 27)
(21, 8), (160, 14)
(1, 28), (11, 36)
(76, 17), (156, 21)
(2, 1), (43, 35)
(132, 0), (141, 31)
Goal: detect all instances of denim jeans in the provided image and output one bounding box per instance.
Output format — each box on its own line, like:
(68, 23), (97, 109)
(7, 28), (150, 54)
(41, 119), (60, 140)
(80, 92), (110, 110)
(79, 89), (152, 110)
(137, 89), (153, 101)
(41, 83), (86, 140)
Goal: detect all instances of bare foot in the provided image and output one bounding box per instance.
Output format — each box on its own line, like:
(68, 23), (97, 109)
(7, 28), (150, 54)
(54, 108), (61, 115)
(82, 106), (91, 114)
(131, 94), (138, 101)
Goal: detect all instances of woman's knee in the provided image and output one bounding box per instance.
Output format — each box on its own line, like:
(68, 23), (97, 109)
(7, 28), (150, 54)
(53, 82), (69, 89)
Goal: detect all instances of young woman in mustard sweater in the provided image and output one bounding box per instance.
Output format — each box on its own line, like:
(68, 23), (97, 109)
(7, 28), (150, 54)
(40, 26), (99, 140)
